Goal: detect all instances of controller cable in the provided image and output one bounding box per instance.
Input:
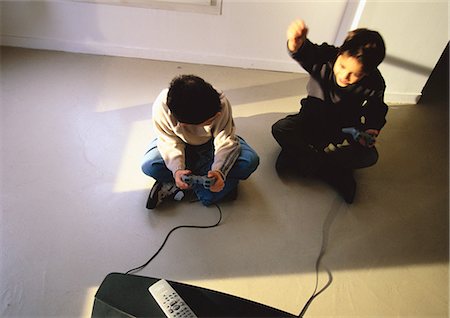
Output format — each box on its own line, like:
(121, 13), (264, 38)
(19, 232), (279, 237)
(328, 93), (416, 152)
(125, 203), (222, 275)
(123, 197), (339, 317)
(298, 197), (342, 317)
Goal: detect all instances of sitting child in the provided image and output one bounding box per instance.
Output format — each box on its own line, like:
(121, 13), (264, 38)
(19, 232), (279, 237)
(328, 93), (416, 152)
(142, 74), (259, 209)
(272, 19), (388, 203)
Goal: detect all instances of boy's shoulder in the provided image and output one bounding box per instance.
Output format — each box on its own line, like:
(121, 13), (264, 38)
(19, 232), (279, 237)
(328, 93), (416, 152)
(152, 89), (169, 112)
(303, 39), (338, 57)
(348, 68), (386, 99)
(153, 88), (169, 106)
(216, 90), (231, 110)
(363, 68), (386, 91)
(152, 88), (177, 125)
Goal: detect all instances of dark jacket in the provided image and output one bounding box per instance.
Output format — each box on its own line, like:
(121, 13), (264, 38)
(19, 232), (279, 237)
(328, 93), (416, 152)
(291, 39), (388, 132)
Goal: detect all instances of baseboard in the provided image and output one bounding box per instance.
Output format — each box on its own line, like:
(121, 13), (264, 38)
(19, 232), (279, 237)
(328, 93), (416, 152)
(0, 34), (299, 73)
(384, 92), (421, 105)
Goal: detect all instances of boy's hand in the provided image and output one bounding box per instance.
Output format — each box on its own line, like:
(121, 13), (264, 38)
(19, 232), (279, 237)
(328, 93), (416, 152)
(175, 169), (192, 189)
(208, 170), (224, 193)
(359, 129), (379, 147)
(287, 19), (308, 52)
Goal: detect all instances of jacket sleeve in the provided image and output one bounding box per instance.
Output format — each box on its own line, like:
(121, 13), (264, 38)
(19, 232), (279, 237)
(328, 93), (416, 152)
(361, 70), (389, 131)
(152, 89), (186, 176)
(290, 39), (338, 74)
(210, 95), (240, 179)
(363, 87), (389, 131)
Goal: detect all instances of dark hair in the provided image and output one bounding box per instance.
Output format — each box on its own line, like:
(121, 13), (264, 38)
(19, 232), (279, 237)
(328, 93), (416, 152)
(339, 28), (386, 73)
(166, 74), (221, 124)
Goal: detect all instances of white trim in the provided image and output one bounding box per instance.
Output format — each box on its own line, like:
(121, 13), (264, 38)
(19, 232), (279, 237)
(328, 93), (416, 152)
(0, 34), (299, 73)
(384, 92), (421, 105)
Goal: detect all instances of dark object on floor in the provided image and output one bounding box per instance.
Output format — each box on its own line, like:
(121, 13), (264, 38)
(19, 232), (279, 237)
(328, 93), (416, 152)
(92, 273), (296, 317)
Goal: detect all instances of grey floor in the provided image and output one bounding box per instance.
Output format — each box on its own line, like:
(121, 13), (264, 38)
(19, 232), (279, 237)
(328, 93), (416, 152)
(1, 47), (448, 317)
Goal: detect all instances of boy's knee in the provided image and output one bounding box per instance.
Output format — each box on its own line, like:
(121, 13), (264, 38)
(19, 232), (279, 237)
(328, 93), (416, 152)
(247, 153), (260, 173)
(200, 198), (212, 206)
(238, 152), (259, 180)
(272, 118), (302, 147)
(141, 159), (171, 181)
(366, 149), (379, 167)
(141, 160), (154, 176)
(354, 147), (379, 169)
(271, 120), (284, 141)
(194, 188), (214, 206)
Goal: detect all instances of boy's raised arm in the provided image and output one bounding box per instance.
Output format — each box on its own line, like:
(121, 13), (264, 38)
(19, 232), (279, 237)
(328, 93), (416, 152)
(287, 19), (308, 53)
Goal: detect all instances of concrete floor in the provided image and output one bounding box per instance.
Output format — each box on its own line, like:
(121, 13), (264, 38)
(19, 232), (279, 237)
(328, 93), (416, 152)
(1, 46), (448, 317)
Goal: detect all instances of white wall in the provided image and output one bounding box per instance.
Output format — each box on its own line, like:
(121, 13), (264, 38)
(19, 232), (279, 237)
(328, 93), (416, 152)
(357, 0), (449, 104)
(0, 0), (347, 72)
(1, 0), (449, 104)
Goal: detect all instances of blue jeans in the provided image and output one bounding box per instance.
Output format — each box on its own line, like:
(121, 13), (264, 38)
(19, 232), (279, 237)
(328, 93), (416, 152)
(141, 136), (259, 206)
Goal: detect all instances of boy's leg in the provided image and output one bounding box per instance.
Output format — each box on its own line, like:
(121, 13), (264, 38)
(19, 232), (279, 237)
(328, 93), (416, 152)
(194, 178), (240, 206)
(141, 138), (174, 183)
(272, 112), (327, 177)
(272, 101), (366, 203)
(226, 136), (260, 180)
(314, 144), (378, 204)
(272, 97), (332, 149)
(193, 137), (259, 206)
(272, 113), (310, 149)
(326, 143), (379, 169)
(141, 139), (183, 209)
(315, 157), (356, 204)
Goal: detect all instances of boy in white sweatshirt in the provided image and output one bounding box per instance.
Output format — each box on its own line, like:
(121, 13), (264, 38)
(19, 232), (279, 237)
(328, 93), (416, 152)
(142, 75), (259, 209)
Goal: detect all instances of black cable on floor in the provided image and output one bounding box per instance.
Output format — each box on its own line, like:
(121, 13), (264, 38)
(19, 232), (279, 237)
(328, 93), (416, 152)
(125, 203), (223, 275)
(298, 197), (342, 317)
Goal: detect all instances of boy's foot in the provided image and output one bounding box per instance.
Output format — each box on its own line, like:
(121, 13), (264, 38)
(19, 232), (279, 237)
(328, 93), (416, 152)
(146, 181), (184, 209)
(275, 150), (291, 176)
(188, 186), (238, 205)
(276, 149), (321, 177)
(221, 186), (238, 202)
(316, 165), (356, 204)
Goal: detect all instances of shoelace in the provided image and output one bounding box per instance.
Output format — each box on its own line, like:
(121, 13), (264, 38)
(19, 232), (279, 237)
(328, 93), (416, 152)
(158, 183), (180, 203)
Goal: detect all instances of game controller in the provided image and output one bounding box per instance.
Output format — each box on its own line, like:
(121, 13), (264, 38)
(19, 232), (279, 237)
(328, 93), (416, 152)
(342, 127), (376, 146)
(181, 174), (216, 189)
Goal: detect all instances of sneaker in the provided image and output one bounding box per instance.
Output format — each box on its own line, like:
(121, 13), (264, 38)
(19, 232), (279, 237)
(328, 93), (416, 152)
(146, 181), (184, 209)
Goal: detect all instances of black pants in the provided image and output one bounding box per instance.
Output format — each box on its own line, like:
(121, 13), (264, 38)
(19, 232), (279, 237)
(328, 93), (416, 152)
(271, 103), (378, 173)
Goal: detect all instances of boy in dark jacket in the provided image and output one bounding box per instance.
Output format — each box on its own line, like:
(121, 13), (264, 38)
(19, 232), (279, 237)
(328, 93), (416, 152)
(272, 19), (388, 203)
